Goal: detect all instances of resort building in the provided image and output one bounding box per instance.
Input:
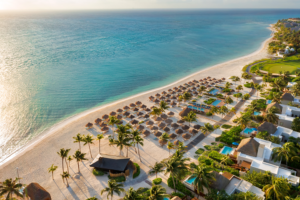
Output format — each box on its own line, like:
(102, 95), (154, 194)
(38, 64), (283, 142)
(272, 126), (300, 142)
(24, 182), (51, 200)
(266, 102), (282, 113)
(277, 104), (300, 129)
(232, 137), (299, 186)
(281, 93), (295, 105)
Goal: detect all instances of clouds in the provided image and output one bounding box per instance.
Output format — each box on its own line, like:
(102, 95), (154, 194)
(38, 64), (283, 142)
(3, 0), (300, 10)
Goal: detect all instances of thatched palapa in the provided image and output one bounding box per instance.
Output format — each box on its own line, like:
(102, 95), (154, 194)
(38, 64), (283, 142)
(169, 133), (177, 139)
(142, 130), (150, 137)
(130, 119), (139, 125)
(266, 102), (282, 113)
(179, 107), (192, 118)
(257, 121), (277, 135)
(182, 133), (191, 140)
(110, 111), (117, 116)
(86, 122), (93, 128)
(95, 118), (102, 124)
(182, 125), (189, 130)
(175, 129), (184, 135)
(154, 131), (162, 137)
(236, 137), (260, 157)
(102, 114), (109, 119)
(146, 121), (154, 126)
(163, 127), (170, 132)
(25, 182), (51, 200)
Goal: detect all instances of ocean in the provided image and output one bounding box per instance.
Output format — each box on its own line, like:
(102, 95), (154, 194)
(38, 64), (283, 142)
(0, 9), (298, 163)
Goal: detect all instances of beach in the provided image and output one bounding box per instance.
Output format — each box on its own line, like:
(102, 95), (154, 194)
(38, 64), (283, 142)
(0, 27), (273, 199)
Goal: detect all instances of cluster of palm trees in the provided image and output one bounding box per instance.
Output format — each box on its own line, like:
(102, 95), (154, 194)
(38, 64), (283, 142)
(0, 178), (24, 199)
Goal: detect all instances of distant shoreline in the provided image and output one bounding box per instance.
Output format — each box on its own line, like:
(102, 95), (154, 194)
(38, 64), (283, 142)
(0, 25), (274, 168)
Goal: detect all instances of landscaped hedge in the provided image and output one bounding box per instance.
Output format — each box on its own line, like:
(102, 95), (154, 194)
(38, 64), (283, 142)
(204, 145), (211, 150)
(221, 124), (232, 129)
(93, 169), (105, 176)
(133, 163), (140, 179)
(204, 98), (216, 105)
(108, 175), (125, 182)
(153, 178), (162, 185)
(167, 176), (194, 197)
(208, 151), (224, 162)
(218, 143), (224, 148)
(195, 148), (205, 155)
(171, 192), (185, 198)
(219, 126), (242, 145)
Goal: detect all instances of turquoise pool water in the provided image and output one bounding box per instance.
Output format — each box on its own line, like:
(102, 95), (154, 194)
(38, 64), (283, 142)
(254, 111), (261, 116)
(188, 106), (205, 112)
(244, 127), (254, 134)
(209, 89), (219, 95)
(266, 100), (272, 104)
(185, 176), (196, 185)
(211, 100), (222, 106)
(221, 146), (233, 155)
(163, 198), (170, 200)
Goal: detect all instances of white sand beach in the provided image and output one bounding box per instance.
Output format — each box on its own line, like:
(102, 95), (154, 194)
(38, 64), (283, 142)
(0, 27), (274, 200)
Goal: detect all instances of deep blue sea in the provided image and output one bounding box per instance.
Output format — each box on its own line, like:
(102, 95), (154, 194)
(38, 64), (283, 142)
(0, 9), (299, 162)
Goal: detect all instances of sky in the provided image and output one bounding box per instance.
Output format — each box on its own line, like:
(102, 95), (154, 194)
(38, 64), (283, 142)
(1, 0), (300, 10)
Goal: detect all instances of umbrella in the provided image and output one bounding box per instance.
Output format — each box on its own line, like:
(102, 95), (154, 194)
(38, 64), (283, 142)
(169, 133), (177, 139)
(137, 125), (144, 130)
(166, 99), (171, 103)
(133, 107), (139, 112)
(232, 142), (239, 146)
(171, 123), (179, 128)
(141, 104), (147, 109)
(118, 120), (123, 125)
(177, 120), (184, 124)
(145, 108), (151, 112)
(116, 115), (122, 120)
(199, 79), (203, 82)
(165, 119), (173, 124)
(142, 130), (150, 137)
(124, 112), (130, 117)
(117, 108), (123, 113)
(163, 127), (170, 132)
(182, 133), (192, 140)
(123, 106), (130, 110)
(158, 122), (166, 128)
(154, 99), (160, 104)
(143, 114), (150, 119)
(207, 76), (211, 78)
(137, 111), (143, 116)
(166, 94), (171, 98)
(155, 93), (161, 97)
(102, 114), (109, 119)
(170, 101), (177, 106)
(168, 89), (173, 92)
(182, 125), (190, 130)
(175, 129), (184, 135)
(129, 115), (135, 119)
(146, 121), (154, 126)
(99, 121), (107, 127)
(151, 126), (159, 131)
(101, 126), (109, 131)
(222, 78), (226, 80)
(168, 111), (174, 116)
(149, 96), (154, 100)
(189, 128), (198, 135)
(94, 118), (102, 124)
(110, 111), (117, 116)
(86, 122), (93, 128)
(161, 114), (168, 119)
(173, 140), (180, 145)
(161, 91), (167, 95)
(130, 103), (136, 107)
(173, 87), (178, 90)
(154, 131), (162, 137)
(135, 101), (142, 106)
(194, 124), (201, 130)
(150, 106), (155, 109)
(159, 139), (168, 146)
(130, 119), (139, 125)
(154, 117), (162, 121)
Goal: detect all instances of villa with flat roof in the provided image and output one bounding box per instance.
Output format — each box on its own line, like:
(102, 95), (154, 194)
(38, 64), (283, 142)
(234, 137), (299, 186)
(272, 126), (300, 142)
(276, 105), (300, 129)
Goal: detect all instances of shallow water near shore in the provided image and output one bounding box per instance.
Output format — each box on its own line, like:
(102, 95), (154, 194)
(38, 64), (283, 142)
(0, 9), (299, 163)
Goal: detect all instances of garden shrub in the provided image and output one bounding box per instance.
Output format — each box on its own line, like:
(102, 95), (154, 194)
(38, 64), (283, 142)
(208, 151), (224, 162)
(219, 126), (242, 145)
(204, 145), (211, 150)
(93, 169), (105, 176)
(218, 143), (225, 148)
(224, 166), (239, 176)
(221, 124), (232, 129)
(211, 142), (217, 145)
(167, 176), (194, 197)
(195, 148), (205, 155)
(133, 163), (140, 178)
(108, 175), (125, 182)
(171, 192), (185, 198)
(153, 178), (162, 185)
(244, 83), (253, 88)
(211, 145), (220, 151)
(204, 98), (216, 105)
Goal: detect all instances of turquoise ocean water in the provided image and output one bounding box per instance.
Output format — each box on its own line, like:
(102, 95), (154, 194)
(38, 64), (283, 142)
(0, 9), (299, 163)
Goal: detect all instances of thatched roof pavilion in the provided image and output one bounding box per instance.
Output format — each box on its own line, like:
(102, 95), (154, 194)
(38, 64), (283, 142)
(236, 137), (260, 157)
(210, 171), (230, 191)
(266, 102), (282, 113)
(25, 182), (51, 200)
(281, 92), (294, 101)
(257, 121), (277, 135)
(179, 107), (192, 118)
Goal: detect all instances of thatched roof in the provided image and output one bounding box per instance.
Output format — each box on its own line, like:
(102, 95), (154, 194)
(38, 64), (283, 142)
(161, 114), (168, 119)
(137, 112), (144, 116)
(130, 119), (139, 125)
(163, 127), (170, 132)
(159, 139), (168, 146)
(182, 133), (191, 140)
(145, 108), (151, 112)
(95, 118), (102, 124)
(133, 107), (139, 112)
(169, 133), (177, 139)
(116, 115), (122, 120)
(146, 121), (154, 126)
(25, 183), (51, 200)
(129, 115), (135, 119)
(135, 101), (142, 105)
(154, 131), (162, 137)
(189, 128), (198, 135)
(117, 108), (123, 113)
(175, 129), (184, 135)
(101, 126), (109, 131)
(143, 114), (150, 118)
(99, 121), (107, 127)
(130, 103), (136, 107)
(151, 126), (158, 130)
(141, 104), (147, 109)
(110, 111), (117, 116)
(158, 122), (166, 128)
(165, 119), (173, 124)
(173, 140), (180, 145)
(257, 121), (277, 134)
(142, 130), (150, 137)
(137, 125), (144, 130)
(194, 124), (201, 130)
(179, 107), (192, 118)
(154, 117), (162, 121)
(182, 125), (189, 130)
(281, 93), (294, 101)
(86, 122), (93, 127)
(171, 123), (179, 128)
(266, 102), (282, 113)
(102, 114), (109, 119)
(236, 137), (260, 157)
(123, 106), (130, 110)
(177, 120), (184, 124)
(210, 171), (230, 191)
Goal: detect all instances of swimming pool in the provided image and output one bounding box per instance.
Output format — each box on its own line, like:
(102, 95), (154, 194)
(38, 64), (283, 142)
(266, 100), (272, 104)
(244, 127), (254, 134)
(211, 99), (222, 106)
(188, 106), (205, 112)
(209, 89), (219, 95)
(163, 198), (170, 200)
(220, 146), (233, 155)
(185, 176), (196, 185)
(254, 111), (261, 116)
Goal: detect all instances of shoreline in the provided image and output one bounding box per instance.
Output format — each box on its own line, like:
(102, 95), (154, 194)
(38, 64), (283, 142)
(0, 25), (274, 169)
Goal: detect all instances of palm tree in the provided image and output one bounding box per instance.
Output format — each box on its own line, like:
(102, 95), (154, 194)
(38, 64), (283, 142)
(123, 187), (147, 200)
(149, 162), (164, 178)
(0, 178), (23, 199)
(108, 116), (120, 137)
(150, 107), (162, 118)
(96, 134), (104, 154)
(48, 164), (58, 180)
(182, 111), (197, 127)
(86, 197), (98, 200)
(228, 107), (236, 116)
(167, 141), (175, 155)
(220, 155), (231, 170)
(224, 96), (233, 105)
(200, 123), (214, 135)
(159, 132), (170, 147)
(64, 149), (71, 174)
(147, 185), (168, 200)
(225, 82), (231, 89)
(264, 106), (279, 123)
(113, 132), (131, 156)
(272, 142), (298, 166)
(101, 180), (125, 200)
(83, 134), (94, 158)
(198, 86), (206, 95)
(73, 150), (88, 173)
(236, 85), (243, 93)
(219, 106), (229, 118)
(210, 106), (219, 119)
(176, 141), (187, 153)
(254, 84), (262, 99)
(135, 135), (144, 162)
(189, 163), (215, 195)
(57, 148), (70, 172)
(67, 156), (73, 167)
(263, 177), (290, 200)
(159, 101), (170, 113)
(130, 129), (141, 153)
(73, 133), (84, 151)
(182, 92), (192, 102)
(235, 113), (251, 129)
(231, 76), (240, 87)
(61, 171), (71, 187)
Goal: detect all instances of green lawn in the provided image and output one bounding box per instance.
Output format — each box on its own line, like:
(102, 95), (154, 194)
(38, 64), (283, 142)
(261, 59), (300, 74)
